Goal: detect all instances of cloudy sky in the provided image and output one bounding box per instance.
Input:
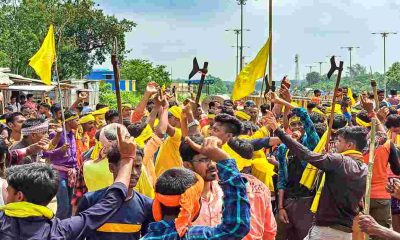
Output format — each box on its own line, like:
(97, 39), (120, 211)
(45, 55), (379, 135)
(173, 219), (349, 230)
(95, 0), (400, 82)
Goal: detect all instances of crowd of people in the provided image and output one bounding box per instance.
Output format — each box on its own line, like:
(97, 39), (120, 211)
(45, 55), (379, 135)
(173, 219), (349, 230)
(0, 80), (400, 239)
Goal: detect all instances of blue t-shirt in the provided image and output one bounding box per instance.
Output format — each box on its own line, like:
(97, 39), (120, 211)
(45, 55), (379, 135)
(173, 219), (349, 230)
(77, 187), (153, 240)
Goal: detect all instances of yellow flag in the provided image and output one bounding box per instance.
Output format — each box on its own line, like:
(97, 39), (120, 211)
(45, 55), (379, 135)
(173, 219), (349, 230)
(232, 37), (270, 101)
(29, 24), (56, 85)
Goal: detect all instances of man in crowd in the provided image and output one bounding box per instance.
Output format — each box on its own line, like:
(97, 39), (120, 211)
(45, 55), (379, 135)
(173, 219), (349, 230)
(77, 125), (153, 240)
(24, 94), (36, 110)
(7, 96), (21, 113)
(6, 112), (26, 144)
(43, 109), (79, 219)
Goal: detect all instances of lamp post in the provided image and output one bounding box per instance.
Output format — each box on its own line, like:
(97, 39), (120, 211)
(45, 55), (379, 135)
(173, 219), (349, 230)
(305, 65), (315, 74)
(315, 61), (326, 78)
(237, 0), (248, 71)
(340, 46), (360, 79)
(226, 29), (241, 77)
(372, 32), (397, 95)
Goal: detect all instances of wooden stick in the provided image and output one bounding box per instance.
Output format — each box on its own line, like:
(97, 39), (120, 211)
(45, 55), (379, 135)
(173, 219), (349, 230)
(324, 61), (344, 151)
(111, 37), (123, 124)
(54, 58), (68, 146)
(364, 118), (377, 240)
(371, 80), (379, 112)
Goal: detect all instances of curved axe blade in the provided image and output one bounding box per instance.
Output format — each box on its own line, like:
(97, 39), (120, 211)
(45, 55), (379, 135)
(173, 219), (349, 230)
(189, 57), (200, 80)
(327, 56), (338, 79)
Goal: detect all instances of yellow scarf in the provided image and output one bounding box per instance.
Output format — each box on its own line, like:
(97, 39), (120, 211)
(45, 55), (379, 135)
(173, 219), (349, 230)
(0, 202), (54, 219)
(136, 124), (153, 148)
(300, 130), (328, 189)
(347, 88), (356, 107)
(356, 117), (371, 127)
(310, 149), (363, 213)
(90, 139), (103, 160)
(388, 130), (400, 147)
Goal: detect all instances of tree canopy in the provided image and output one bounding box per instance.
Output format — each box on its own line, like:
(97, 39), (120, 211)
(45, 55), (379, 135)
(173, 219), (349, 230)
(121, 59), (171, 94)
(0, 0), (135, 79)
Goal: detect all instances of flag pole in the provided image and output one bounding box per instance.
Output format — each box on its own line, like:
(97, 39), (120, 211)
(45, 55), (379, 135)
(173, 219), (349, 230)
(261, 0), (272, 106)
(53, 58), (68, 146)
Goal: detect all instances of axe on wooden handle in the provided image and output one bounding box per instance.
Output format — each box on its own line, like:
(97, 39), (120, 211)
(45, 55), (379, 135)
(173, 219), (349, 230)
(111, 37), (123, 124)
(325, 56), (344, 151)
(188, 57), (208, 106)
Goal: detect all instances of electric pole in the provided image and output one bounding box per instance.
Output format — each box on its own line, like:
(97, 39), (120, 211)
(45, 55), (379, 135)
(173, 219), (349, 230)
(340, 46), (360, 79)
(237, 0), (248, 71)
(295, 54), (300, 81)
(305, 65), (315, 74)
(372, 32), (397, 95)
(315, 61), (326, 78)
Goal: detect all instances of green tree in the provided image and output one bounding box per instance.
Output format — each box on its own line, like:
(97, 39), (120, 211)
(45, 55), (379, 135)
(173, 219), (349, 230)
(121, 59), (171, 94)
(348, 63), (367, 77)
(0, 0), (135, 79)
(99, 82), (141, 109)
(386, 62), (400, 91)
(306, 71), (320, 85)
(205, 75), (228, 94)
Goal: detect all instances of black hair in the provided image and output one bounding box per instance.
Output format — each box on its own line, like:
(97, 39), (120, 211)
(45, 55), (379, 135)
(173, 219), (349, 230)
(39, 103), (50, 109)
(220, 107), (235, 116)
(123, 119), (131, 128)
(6, 163), (59, 205)
(6, 112), (23, 124)
(307, 102), (317, 110)
(27, 94), (34, 99)
(96, 103), (108, 110)
(332, 114), (347, 130)
(386, 114), (400, 129)
(260, 104), (270, 115)
(389, 107), (398, 116)
(179, 135), (203, 162)
(155, 168), (197, 195)
(251, 122), (259, 132)
(107, 143), (144, 165)
(223, 100), (233, 106)
(209, 101), (216, 109)
(214, 113), (242, 136)
(95, 130), (101, 141)
(227, 138), (254, 159)
(146, 99), (155, 113)
(356, 110), (371, 124)
(51, 103), (62, 114)
(127, 122), (147, 138)
(377, 89), (385, 94)
(309, 112), (325, 124)
(390, 90), (397, 96)
(105, 110), (119, 123)
(83, 102), (90, 106)
(64, 109), (77, 120)
(314, 123), (327, 138)
(5, 106), (13, 112)
(336, 126), (368, 151)
(241, 121), (253, 135)
(22, 118), (46, 129)
(314, 89), (321, 95)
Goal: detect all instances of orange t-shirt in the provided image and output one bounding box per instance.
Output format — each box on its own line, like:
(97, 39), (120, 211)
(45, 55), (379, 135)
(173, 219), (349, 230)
(363, 140), (391, 199)
(311, 97), (321, 105)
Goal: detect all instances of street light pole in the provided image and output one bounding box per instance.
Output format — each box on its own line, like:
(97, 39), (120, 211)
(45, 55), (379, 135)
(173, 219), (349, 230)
(226, 29), (241, 77)
(237, 0), (247, 71)
(315, 61), (326, 78)
(372, 32), (397, 95)
(340, 46), (360, 79)
(305, 65), (315, 74)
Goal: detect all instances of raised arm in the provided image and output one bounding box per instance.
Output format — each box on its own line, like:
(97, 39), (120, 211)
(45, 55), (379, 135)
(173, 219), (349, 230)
(131, 82), (158, 123)
(62, 126), (136, 239)
(154, 95), (169, 138)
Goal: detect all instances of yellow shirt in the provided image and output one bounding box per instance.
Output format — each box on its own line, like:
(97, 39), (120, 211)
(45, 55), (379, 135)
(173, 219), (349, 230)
(83, 158), (114, 192)
(155, 128), (182, 177)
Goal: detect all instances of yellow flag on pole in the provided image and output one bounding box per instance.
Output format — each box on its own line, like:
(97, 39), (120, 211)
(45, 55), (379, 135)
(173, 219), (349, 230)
(232, 37), (270, 101)
(29, 24), (56, 85)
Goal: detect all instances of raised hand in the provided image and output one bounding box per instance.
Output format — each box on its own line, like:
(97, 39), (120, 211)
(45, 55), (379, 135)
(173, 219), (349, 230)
(145, 81), (159, 96)
(265, 91), (280, 104)
(377, 107), (389, 122)
(360, 94), (374, 113)
(185, 136), (229, 162)
(264, 111), (279, 131)
(358, 214), (384, 236)
(116, 125), (136, 160)
(279, 85), (292, 103)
